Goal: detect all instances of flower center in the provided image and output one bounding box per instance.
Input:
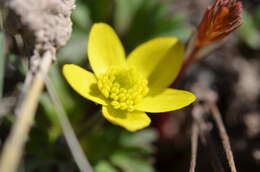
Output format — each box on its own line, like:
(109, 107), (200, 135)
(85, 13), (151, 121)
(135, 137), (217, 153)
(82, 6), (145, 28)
(97, 67), (149, 111)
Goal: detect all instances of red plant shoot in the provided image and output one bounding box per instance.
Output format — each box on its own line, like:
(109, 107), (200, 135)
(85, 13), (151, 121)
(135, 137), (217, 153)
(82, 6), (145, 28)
(196, 0), (242, 47)
(157, 0), (243, 140)
(172, 0), (243, 87)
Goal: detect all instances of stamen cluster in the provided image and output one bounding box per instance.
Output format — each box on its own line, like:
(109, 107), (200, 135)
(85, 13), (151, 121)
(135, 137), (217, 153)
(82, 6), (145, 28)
(97, 67), (149, 111)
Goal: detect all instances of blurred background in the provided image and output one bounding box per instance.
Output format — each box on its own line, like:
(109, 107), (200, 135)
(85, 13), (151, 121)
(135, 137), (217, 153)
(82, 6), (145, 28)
(1, 0), (260, 171)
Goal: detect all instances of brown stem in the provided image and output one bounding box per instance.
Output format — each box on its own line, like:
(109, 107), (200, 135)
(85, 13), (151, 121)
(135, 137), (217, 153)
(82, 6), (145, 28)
(192, 104), (225, 172)
(189, 121), (199, 172)
(172, 45), (201, 87)
(208, 102), (237, 172)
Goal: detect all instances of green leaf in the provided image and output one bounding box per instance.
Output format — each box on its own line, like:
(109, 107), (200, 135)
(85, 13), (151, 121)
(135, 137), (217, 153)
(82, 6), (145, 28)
(49, 65), (76, 111)
(57, 31), (88, 64)
(239, 11), (260, 49)
(80, 124), (122, 162)
(119, 129), (157, 153)
(114, 0), (143, 34)
(253, 6), (260, 29)
(72, 2), (91, 30)
(94, 161), (117, 172)
(111, 151), (154, 172)
(39, 93), (61, 142)
(86, 0), (114, 22)
(153, 13), (191, 41)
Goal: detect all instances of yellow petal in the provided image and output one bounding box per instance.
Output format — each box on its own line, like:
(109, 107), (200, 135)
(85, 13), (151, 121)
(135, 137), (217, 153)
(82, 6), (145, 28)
(135, 88), (196, 113)
(63, 64), (107, 105)
(88, 23), (126, 76)
(127, 37), (184, 93)
(102, 106), (151, 132)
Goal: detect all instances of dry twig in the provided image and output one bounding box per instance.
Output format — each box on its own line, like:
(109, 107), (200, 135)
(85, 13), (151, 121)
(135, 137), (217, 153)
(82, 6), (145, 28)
(208, 101), (237, 172)
(0, 51), (53, 172)
(192, 103), (225, 172)
(0, 0), (74, 171)
(189, 121), (199, 172)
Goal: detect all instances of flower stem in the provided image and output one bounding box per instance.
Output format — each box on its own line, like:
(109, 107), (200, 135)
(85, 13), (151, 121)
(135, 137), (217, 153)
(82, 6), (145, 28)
(172, 45), (201, 87)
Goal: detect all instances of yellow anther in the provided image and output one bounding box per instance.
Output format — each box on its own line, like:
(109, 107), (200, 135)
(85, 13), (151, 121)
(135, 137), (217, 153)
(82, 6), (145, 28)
(120, 103), (127, 110)
(111, 87), (119, 93)
(134, 95), (142, 103)
(97, 67), (149, 112)
(111, 101), (119, 106)
(113, 83), (120, 88)
(120, 97), (127, 102)
(132, 92), (138, 98)
(109, 75), (115, 81)
(103, 90), (109, 98)
(104, 86), (110, 92)
(120, 88), (127, 94)
(110, 93), (119, 100)
(119, 93), (126, 100)
(143, 87), (149, 95)
(125, 93), (131, 99)
(126, 100), (133, 105)
(111, 101), (120, 109)
(107, 82), (112, 87)
(128, 106), (134, 112)
(97, 82), (103, 88)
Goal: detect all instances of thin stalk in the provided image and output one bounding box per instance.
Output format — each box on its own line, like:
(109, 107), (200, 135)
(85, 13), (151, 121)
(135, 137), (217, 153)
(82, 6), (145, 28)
(173, 45), (201, 87)
(0, 32), (5, 98)
(0, 51), (53, 172)
(208, 102), (237, 172)
(189, 121), (199, 172)
(193, 104), (225, 172)
(45, 77), (93, 172)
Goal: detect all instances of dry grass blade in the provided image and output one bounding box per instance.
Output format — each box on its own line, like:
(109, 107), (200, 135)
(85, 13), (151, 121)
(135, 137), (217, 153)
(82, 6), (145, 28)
(0, 51), (53, 172)
(208, 102), (237, 172)
(45, 78), (93, 172)
(192, 103), (225, 172)
(0, 32), (5, 98)
(189, 121), (199, 172)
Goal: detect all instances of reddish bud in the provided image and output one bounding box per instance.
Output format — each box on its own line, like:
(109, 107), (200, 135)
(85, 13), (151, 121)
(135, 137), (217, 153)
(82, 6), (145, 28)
(196, 0), (242, 47)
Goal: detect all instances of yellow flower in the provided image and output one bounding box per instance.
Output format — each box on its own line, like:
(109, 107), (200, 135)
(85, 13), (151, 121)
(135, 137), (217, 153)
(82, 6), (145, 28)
(63, 23), (196, 132)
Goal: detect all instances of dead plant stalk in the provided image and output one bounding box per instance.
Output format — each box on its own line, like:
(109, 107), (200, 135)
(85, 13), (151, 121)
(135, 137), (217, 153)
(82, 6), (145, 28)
(0, 51), (53, 172)
(208, 102), (237, 172)
(189, 122), (199, 172)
